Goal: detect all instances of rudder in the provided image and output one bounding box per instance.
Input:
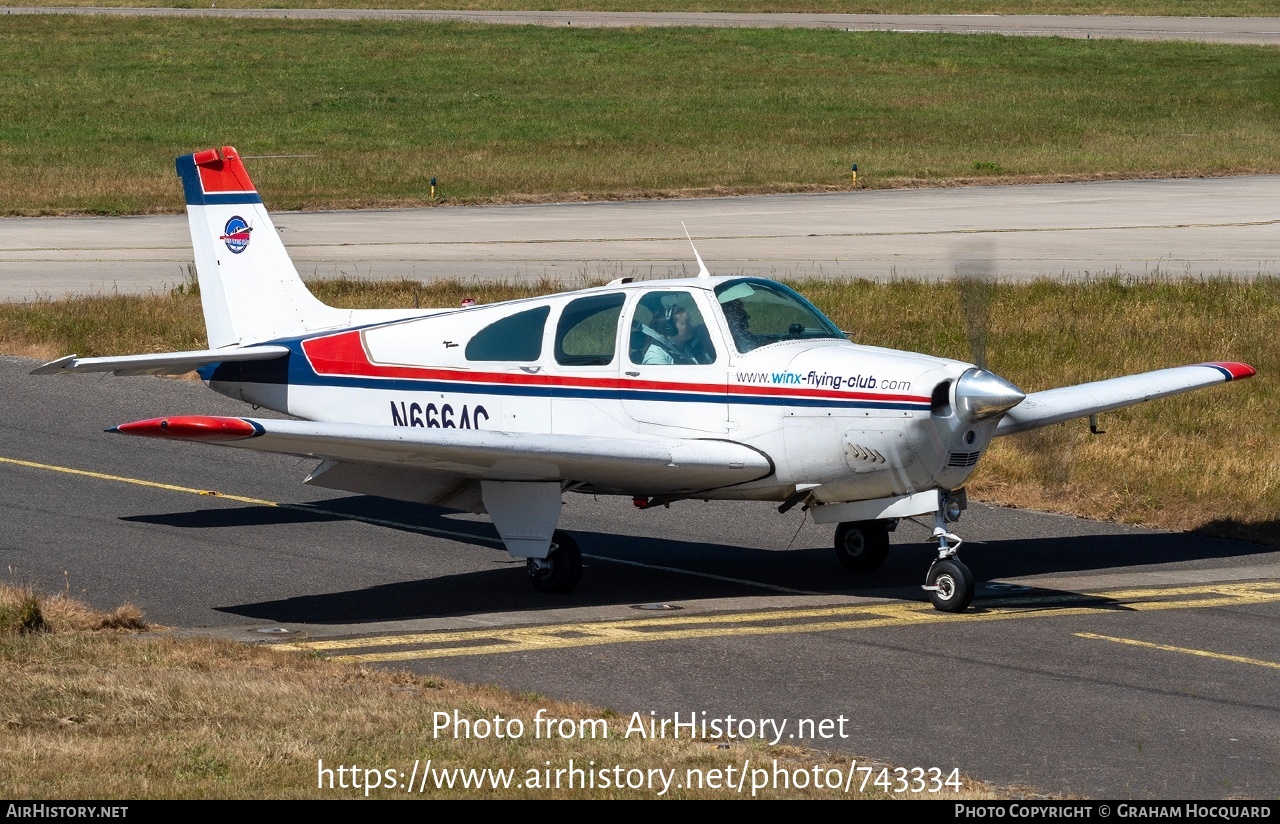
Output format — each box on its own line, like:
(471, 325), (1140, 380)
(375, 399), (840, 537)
(177, 147), (347, 348)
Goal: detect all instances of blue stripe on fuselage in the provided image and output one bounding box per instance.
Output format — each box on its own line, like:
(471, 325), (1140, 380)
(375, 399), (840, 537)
(198, 340), (926, 411)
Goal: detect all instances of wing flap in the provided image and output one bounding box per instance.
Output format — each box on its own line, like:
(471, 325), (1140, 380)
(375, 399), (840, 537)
(111, 416), (774, 495)
(995, 362), (1255, 436)
(32, 345), (290, 377)
(304, 460), (485, 512)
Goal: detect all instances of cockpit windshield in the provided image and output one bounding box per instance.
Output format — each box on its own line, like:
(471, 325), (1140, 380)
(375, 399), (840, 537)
(714, 279), (846, 353)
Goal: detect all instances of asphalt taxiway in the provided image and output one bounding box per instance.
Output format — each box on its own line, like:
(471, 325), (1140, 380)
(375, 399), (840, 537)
(8, 8), (1280, 47)
(4, 358), (1277, 798)
(2, 176), (1278, 301)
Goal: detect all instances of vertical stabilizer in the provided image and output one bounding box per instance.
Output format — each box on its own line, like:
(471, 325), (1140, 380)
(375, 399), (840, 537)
(177, 147), (346, 348)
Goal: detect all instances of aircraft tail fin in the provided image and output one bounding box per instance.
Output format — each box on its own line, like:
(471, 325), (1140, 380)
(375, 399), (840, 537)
(177, 147), (348, 348)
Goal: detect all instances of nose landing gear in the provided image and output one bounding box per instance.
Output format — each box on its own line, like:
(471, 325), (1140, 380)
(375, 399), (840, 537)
(925, 557), (974, 612)
(922, 500), (974, 612)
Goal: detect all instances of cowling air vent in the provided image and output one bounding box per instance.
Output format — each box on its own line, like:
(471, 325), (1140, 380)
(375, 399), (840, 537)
(846, 444), (888, 466)
(947, 451), (982, 468)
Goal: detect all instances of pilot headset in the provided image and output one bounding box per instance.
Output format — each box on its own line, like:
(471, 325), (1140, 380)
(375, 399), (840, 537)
(653, 303), (680, 338)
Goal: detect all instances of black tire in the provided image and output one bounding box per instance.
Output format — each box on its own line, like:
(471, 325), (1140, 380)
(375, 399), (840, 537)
(926, 558), (975, 613)
(833, 520), (891, 572)
(527, 530), (582, 594)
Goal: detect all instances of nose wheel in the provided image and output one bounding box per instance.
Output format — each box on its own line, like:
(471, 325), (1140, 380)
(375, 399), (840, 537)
(924, 558), (974, 612)
(527, 530), (582, 594)
(920, 496), (975, 612)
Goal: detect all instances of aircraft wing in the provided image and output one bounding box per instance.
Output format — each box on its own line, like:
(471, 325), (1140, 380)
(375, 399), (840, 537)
(995, 361), (1255, 436)
(31, 346), (290, 377)
(108, 415), (774, 495)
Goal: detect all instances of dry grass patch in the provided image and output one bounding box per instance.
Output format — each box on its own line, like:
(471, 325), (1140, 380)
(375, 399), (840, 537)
(0, 583), (147, 635)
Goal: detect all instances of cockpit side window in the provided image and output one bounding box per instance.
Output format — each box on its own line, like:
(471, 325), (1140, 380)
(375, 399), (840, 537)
(629, 291), (717, 366)
(555, 293), (625, 366)
(714, 279), (845, 354)
(465, 306), (550, 362)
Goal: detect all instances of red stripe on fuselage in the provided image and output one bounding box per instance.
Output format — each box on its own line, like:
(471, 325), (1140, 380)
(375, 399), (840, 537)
(193, 146), (258, 195)
(300, 330), (932, 405)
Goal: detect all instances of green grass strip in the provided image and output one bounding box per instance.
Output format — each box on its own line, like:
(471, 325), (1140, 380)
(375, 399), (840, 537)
(1, 18), (1278, 214)
(8, 1), (1279, 17)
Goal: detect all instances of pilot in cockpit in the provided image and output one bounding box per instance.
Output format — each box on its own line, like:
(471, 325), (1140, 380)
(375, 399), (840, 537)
(639, 301), (714, 365)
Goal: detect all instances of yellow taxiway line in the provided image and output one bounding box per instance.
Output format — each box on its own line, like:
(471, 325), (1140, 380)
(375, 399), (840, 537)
(275, 582), (1280, 662)
(1074, 632), (1280, 670)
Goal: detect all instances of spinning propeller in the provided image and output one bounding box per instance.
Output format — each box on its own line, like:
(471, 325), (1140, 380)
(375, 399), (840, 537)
(951, 242), (1076, 486)
(950, 242), (1024, 423)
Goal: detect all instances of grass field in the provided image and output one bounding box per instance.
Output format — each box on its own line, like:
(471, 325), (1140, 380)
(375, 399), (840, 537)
(1, 18), (1278, 214)
(3, 277), (1275, 545)
(7, 1), (1278, 16)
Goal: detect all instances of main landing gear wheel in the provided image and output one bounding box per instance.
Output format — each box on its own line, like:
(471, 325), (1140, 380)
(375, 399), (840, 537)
(833, 520), (891, 572)
(925, 558), (974, 613)
(527, 530), (582, 594)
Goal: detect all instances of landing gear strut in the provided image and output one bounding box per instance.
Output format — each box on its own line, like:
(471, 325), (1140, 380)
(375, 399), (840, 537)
(922, 499), (975, 612)
(527, 530), (582, 594)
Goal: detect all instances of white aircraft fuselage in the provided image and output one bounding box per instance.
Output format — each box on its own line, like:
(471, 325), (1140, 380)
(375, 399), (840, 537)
(201, 278), (993, 507)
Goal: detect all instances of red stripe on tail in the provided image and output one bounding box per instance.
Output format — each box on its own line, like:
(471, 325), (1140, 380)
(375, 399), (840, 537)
(193, 146), (257, 195)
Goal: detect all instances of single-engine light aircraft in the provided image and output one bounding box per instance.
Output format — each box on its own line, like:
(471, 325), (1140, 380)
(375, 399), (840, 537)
(36, 147), (1256, 612)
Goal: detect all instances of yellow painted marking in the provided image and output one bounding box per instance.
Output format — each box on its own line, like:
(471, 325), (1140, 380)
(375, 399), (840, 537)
(0, 454), (500, 543)
(0, 456), (278, 506)
(1074, 632), (1280, 670)
(270, 582), (1280, 663)
(284, 603), (933, 652)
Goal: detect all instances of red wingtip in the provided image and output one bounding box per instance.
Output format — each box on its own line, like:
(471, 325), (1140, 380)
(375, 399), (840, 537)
(113, 416), (262, 441)
(1206, 361), (1257, 381)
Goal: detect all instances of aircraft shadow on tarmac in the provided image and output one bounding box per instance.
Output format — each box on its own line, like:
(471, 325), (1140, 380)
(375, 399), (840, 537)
(112, 494), (1276, 624)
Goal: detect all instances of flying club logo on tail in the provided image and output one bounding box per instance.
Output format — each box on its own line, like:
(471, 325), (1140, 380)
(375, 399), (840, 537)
(219, 216), (252, 253)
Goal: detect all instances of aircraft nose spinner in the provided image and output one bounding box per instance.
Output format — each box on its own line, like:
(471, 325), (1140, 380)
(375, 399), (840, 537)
(954, 368), (1026, 422)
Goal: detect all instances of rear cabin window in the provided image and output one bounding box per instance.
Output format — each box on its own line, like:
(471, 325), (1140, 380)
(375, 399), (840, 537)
(555, 294), (625, 366)
(465, 306), (549, 362)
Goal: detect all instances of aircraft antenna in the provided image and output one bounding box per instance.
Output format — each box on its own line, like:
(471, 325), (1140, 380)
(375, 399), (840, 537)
(682, 223), (712, 279)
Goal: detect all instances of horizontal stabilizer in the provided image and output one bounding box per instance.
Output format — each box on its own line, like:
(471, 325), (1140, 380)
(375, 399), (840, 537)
(31, 345), (290, 377)
(109, 415), (774, 495)
(996, 361), (1255, 436)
